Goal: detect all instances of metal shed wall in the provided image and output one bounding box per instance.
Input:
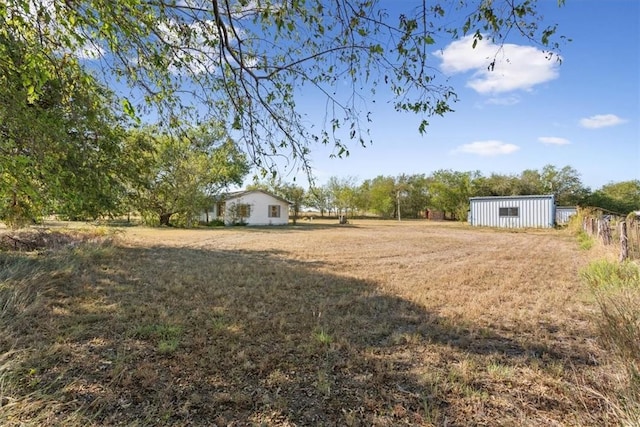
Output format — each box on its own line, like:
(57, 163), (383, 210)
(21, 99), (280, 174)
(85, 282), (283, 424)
(556, 206), (578, 225)
(469, 195), (556, 228)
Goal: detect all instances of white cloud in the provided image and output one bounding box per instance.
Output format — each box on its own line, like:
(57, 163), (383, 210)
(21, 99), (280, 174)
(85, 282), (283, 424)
(156, 19), (223, 75)
(452, 140), (520, 156)
(6, 1), (106, 60)
(485, 95), (521, 106)
(538, 136), (570, 145)
(436, 35), (560, 94)
(579, 114), (628, 129)
(158, 14), (259, 75)
(74, 42), (105, 60)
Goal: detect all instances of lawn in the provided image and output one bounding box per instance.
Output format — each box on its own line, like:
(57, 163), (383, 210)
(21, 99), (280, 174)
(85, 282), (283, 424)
(0, 220), (619, 425)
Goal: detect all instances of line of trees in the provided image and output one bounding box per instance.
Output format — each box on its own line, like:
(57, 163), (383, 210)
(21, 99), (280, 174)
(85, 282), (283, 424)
(258, 166), (639, 222)
(2, 1), (568, 228)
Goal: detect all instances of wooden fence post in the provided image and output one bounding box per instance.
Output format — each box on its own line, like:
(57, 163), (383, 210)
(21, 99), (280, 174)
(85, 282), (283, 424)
(604, 220), (612, 245)
(619, 220), (628, 262)
(597, 219), (612, 245)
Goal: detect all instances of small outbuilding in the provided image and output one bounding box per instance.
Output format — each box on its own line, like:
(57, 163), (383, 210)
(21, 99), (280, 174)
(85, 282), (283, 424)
(468, 195), (556, 228)
(555, 206), (578, 225)
(201, 190), (291, 226)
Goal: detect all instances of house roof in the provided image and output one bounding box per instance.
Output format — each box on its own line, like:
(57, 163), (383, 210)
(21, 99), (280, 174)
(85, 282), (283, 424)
(469, 194), (555, 201)
(224, 189), (292, 205)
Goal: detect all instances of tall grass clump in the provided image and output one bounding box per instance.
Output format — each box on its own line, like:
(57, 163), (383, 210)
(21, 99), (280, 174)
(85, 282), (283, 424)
(0, 230), (117, 426)
(581, 259), (640, 424)
(567, 207), (587, 234)
(568, 208), (595, 250)
(0, 253), (76, 425)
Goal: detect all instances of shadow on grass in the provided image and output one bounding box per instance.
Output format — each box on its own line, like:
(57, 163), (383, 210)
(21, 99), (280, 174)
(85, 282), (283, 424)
(0, 242), (604, 426)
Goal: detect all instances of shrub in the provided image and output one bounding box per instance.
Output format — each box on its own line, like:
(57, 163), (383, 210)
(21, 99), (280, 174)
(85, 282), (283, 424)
(204, 219), (225, 227)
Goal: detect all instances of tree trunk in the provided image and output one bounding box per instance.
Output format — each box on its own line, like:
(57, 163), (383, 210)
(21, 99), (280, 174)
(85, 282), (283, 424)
(159, 212), (173, 226)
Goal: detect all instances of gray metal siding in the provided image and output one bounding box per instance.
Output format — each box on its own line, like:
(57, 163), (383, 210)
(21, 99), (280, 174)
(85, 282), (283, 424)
(469, 195), (556, 228)
(556, 207), (577, 225)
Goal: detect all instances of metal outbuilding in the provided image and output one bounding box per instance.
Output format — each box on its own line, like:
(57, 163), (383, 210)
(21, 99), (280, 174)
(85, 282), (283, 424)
(555, 206), (578, 225)
(469, 195), (556, 228)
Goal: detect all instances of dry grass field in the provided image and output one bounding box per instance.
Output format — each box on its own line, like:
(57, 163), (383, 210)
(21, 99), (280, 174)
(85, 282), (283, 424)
(0, 220), (625, 425)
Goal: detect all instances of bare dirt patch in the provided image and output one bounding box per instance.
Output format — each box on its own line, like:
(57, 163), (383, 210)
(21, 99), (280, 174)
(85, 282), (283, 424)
(0, 220), (614, 425)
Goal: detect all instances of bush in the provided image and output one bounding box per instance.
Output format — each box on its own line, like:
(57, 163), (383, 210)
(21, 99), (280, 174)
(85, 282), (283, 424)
(203, 219), (225, 227)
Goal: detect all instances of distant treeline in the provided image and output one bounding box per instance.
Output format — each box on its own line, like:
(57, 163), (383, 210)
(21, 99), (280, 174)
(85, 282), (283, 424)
(253, 165), (640, 221)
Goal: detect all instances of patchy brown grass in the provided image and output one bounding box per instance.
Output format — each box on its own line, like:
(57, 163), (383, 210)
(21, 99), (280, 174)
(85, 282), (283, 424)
(0, 220), (618, 425)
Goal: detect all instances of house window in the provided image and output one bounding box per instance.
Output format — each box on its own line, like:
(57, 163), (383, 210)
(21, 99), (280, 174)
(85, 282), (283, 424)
(499, 207), (519, 217)
(268, 205), (281, 218)
(237, 204), (250, 218)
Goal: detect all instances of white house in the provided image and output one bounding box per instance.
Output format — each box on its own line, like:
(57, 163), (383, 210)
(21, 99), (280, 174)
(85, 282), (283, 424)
(469, 195), (556, 228)
(200, 190), (291, 226)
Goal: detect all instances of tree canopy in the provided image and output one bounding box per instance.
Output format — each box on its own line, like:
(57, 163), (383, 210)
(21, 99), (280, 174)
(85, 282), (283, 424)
(586, 180), (640, 215)
(0, 33), (131, 226)
(2, 0), (565, 173)
(132, 125), (249, 226)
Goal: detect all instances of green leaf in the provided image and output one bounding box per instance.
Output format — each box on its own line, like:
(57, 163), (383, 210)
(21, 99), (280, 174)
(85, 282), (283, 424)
(121, 98), (136, 119)
(232, 115), (242, 130)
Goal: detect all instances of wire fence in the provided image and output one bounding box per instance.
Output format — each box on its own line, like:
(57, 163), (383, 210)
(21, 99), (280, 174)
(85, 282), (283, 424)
(581, 210), (640, 261)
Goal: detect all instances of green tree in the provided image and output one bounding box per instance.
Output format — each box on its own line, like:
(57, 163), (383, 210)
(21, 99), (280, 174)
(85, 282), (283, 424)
(305, 186), (331, 217)
(399, 174), (431, 219)
(280, 184), (306, 224)
(2, 0), (565, 173)
(133, 126), (249, 226)
(472, 173), (521, 197)
(540, 164), (587, 205)
(587, 180), (640, 214)
(0, 34), (131, 226)
(428, 170), (477, 220)
(363, 176), (396, 218)
(326, 176), (358, 217)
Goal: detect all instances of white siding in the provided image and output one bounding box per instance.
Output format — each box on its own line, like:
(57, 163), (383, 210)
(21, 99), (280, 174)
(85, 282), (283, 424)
(198, 204), (222, 223)
(469, 195), (556, 228)
(556, 207), (577, 225)
(224, 191), (289, 226)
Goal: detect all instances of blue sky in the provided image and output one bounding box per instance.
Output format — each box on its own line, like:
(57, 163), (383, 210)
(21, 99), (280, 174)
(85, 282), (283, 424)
(73, 0), (638, 190)
(293, 0), (639, 191)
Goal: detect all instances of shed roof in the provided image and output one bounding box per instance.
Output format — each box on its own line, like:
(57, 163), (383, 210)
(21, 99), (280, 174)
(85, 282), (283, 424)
(469, 194), (555, 202)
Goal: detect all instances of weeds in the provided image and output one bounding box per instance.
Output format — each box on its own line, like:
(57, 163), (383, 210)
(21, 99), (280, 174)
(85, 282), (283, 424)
(487, 362), (515, 380)
(313, 328), (333, 345)
(581, 259), (640, 424)
(577, 230), (595, 250)
(134, 323), (183, 354)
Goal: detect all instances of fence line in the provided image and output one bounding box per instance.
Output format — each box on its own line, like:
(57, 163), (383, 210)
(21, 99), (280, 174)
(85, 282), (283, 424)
(582, 212), (640, 261)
